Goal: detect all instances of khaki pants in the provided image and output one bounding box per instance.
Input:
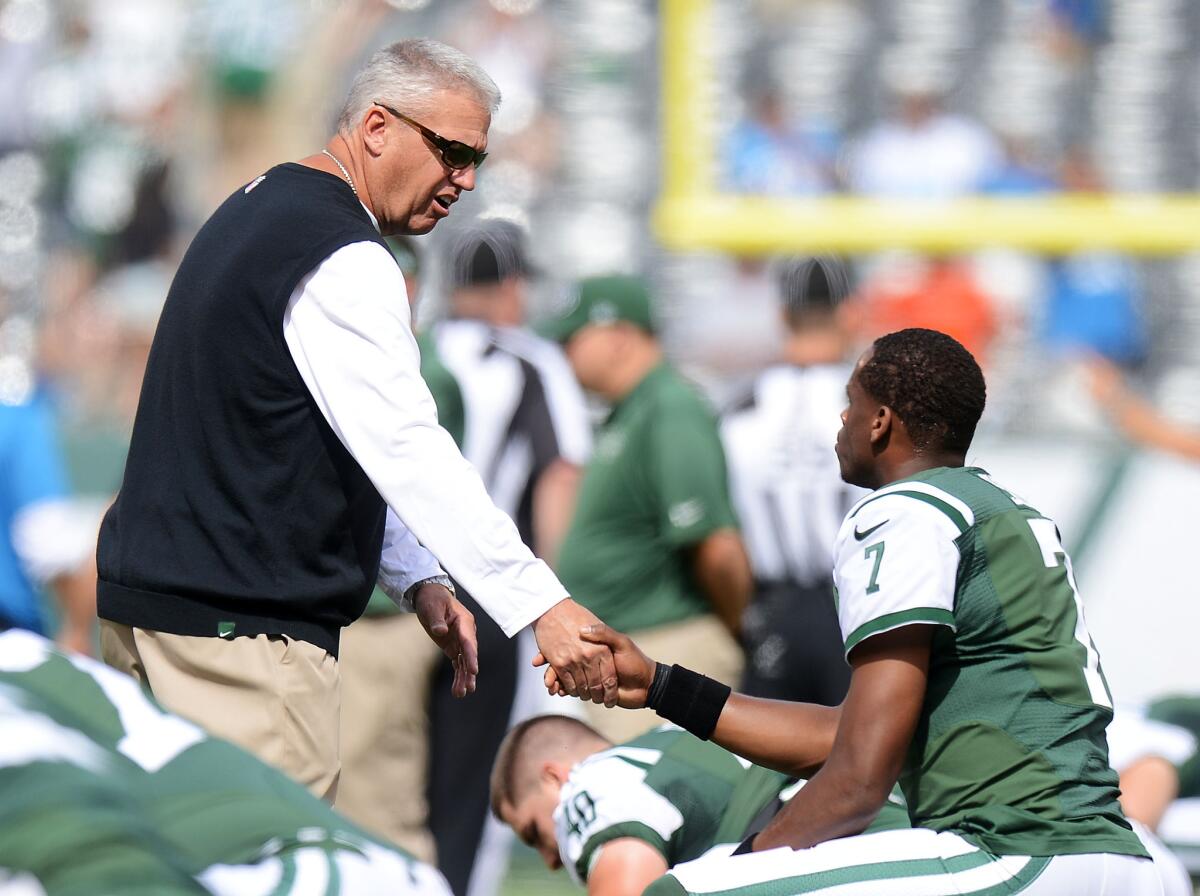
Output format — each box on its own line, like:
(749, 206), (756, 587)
(100, 620), (340, 801)
(584, 613), (743, 743)
(337, 613), (442, 862)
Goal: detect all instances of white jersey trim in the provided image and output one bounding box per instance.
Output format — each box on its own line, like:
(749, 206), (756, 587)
(847, 480), (975, 532)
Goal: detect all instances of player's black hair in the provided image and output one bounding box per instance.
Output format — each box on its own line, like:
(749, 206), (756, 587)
(858, 328), (986, 453)
(777, 254), (851, 329)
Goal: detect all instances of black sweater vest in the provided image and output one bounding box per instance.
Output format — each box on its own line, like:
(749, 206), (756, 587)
(97, 164), (392, 656)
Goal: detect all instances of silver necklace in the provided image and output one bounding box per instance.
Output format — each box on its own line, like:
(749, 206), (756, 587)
(322, 149), (357, 197)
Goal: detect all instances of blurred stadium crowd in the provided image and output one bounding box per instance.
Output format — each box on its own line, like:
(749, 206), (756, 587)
(1, 0), (1198, 489)
(4, 0), (1200, 892)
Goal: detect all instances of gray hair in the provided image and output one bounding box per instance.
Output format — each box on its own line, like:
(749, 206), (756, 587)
(337, 39), (501, 134)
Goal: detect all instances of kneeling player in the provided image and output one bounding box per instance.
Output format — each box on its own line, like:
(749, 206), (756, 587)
(0, 628), (451, 895)
(489, 714), (910, 896)
(558, 330), (1178, 895)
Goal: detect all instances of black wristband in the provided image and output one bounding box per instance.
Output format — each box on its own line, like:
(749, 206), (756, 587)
(650, 663), (731, 741)
(645, 662), (672, 711)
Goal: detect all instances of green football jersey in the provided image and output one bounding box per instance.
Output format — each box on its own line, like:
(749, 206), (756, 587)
(833, 466), (1146, 859)
(0, 630), (447, 895)
(555, 726), (909, 885)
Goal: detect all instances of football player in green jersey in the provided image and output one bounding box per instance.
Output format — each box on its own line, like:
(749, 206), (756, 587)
(0, 628), (452, 896)
(489, 714), (910, 896)
(555, 329), (1176, 895)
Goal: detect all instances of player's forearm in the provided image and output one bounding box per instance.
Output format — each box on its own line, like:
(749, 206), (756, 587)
(752, 765), (884, 851)
(712, 694), (840, 777)
(691, 530), (752, 636)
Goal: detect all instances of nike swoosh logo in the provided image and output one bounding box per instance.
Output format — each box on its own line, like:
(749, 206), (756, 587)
(854, 520), (888, 541)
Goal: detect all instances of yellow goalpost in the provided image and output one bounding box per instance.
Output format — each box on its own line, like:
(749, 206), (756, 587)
(654, 0), (1200, 256)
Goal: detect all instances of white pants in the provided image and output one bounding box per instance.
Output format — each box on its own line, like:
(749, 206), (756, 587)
(654, 828), (1174, 896)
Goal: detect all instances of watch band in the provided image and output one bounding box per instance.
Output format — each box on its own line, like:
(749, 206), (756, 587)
(404, 574), (456, 608)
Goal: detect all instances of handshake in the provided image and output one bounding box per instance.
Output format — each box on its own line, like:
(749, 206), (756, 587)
(410, 584), (657, 709)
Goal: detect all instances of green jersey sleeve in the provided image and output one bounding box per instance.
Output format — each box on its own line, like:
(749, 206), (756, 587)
(833, 484), (969, 658)
(651, 406), (738, 547)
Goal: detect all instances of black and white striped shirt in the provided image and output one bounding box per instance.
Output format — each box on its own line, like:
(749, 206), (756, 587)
(721, 364), (866, 587)
(433, 320), (591, 546)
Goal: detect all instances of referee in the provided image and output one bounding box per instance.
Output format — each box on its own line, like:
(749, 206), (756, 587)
(720, 256), (864, 706)
(429, 219), (591, 896)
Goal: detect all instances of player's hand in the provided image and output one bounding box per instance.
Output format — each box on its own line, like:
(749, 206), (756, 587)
(530, 598), (618, 706)
(575, 621), (656, 710)
(413, 583), (478, 698)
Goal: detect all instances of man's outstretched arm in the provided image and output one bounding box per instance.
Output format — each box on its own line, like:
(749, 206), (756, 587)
(284, 242), (616, 705)
(569, 623), (840, 777)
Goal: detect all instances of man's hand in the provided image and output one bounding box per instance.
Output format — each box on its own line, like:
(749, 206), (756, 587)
(575, 621), (657, 709)
(530, 599), (618, 706)
(413, 583), (479, 698)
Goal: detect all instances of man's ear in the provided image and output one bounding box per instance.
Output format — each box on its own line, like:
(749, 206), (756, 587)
(869, 404), (894, 447)
(362, 107), (389, 157)
(542, 760), (570, 787)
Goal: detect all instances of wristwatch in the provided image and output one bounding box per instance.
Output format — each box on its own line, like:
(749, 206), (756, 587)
(404, 574), (456, 608)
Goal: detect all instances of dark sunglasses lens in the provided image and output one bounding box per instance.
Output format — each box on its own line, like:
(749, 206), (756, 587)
(443, 142), (482, 170)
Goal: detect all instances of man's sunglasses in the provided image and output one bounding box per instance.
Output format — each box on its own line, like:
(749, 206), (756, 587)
(375, 102), (488, 170)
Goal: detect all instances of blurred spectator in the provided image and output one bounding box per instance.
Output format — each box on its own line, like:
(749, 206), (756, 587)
(724, 87), (836, 195)
(1045, 0), (1108, 58)
(0, 389), (99, 654)
(981, 132), (1059, 196)
(845, 254), (999, 365)
(40, 260), (170, 496)
(1043, 253), (1146, 364)
(1042, 152), (1147, 366)
(429, 220), (591, 896)
(447, 0), (559, 180)
(337, 236), (458, 864)
(1085, 357), (1200, 462)
(544, 275), (751, 743)
(847, 62), (1002, 198)
(721, 256), (861, 707)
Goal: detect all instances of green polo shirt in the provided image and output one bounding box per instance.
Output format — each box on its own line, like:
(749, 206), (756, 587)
(362, 331), (465, 618)
(557, 363), (738, 632)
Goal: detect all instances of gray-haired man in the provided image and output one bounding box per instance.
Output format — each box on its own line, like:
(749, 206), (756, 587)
(97, 38), (616, 801)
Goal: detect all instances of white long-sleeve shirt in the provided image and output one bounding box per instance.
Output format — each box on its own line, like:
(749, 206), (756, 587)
(282, 237), (567, 637)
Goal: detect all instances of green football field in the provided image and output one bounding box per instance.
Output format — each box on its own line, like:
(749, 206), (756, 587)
(499, 843), (574, 896)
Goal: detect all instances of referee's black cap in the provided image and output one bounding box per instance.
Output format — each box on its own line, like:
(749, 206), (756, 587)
(446, 219), (537, 291)
(776, 255), (852, 317)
